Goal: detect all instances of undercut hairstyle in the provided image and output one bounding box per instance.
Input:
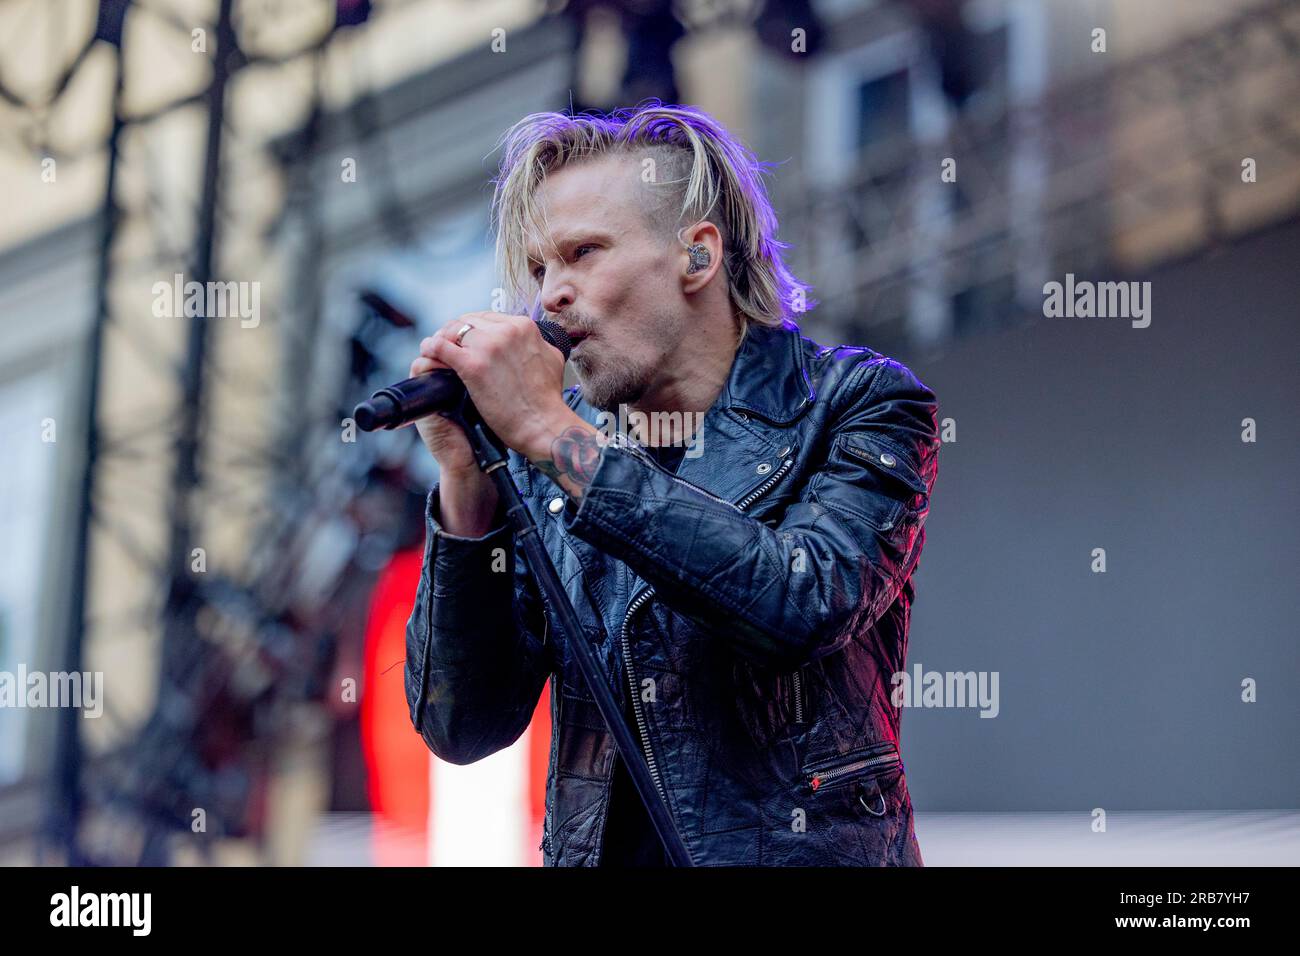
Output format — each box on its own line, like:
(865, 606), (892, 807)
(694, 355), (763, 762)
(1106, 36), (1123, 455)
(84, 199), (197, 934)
(489, 101), (816, 347)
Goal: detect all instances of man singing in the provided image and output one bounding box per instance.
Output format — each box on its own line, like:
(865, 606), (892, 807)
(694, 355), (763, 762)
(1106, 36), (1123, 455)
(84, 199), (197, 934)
(403, 103), (939, 866)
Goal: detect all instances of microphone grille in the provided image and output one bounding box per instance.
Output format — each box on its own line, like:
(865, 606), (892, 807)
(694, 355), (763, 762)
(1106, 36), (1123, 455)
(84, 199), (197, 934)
(535, 319), (572, 359)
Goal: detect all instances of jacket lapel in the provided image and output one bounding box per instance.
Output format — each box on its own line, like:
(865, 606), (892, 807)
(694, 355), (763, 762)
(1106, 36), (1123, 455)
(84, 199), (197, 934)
(674, 321), (814, 505)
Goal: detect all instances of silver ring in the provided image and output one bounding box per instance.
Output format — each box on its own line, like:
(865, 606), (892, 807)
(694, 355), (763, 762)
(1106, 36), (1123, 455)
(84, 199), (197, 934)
(454, 323), (475, 346)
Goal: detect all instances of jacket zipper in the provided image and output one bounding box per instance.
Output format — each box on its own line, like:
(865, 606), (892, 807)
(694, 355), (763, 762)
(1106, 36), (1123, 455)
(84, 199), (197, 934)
(807, 752), (898, 792)
(620, 588), (662, 799)
(791, 666), (805, 725)
(626, 439), (796, 514)
(540, 678), (558, 857)
(618, 454), (797, 805)
(736, 457), (796, 510)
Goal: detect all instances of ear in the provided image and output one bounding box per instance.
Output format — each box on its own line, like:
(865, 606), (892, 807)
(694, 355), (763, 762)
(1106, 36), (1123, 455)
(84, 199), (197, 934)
(677, 221), (724, 294)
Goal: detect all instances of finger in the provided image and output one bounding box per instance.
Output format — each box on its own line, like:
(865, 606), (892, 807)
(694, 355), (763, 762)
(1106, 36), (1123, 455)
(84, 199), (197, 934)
(446, 313), (536, 353)
(423, 319), (485, 354)
(426, 333), (467, 371)
(409, 355), (444, 376)
(422, 320), (487, 358)
(436, 321), (502, 361)
(438, 311), (520, 340)
(480, 311), (535, 330)
(419, 334), (444, 359)
(458, 310), (518, 325)
(418, 339), (460, 366)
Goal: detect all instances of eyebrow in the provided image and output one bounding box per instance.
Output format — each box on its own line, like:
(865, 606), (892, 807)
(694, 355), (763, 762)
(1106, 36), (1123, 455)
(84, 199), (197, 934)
(525, 230), (615, 266)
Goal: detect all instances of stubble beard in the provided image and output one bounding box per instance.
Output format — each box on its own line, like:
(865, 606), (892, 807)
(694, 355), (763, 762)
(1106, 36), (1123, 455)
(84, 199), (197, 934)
(573, 345), (650, 410)
(567, 303), (677, 411)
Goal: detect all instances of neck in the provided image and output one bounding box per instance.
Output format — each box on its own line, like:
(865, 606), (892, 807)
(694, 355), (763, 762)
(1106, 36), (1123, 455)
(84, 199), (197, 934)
(629, 307), (744, 447)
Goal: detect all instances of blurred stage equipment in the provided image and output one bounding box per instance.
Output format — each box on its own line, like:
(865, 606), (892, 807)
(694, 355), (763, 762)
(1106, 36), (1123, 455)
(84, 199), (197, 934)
(335, 0), (373, 31)
(552, 0), (826, 111)
(24, 0), (388, 866)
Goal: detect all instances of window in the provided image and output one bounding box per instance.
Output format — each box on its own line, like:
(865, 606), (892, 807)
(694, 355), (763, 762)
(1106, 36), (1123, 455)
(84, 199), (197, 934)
(0, 372), (59, 784)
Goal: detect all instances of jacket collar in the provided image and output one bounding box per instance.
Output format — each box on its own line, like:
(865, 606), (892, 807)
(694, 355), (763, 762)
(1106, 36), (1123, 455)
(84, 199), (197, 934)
(720, 320), (816, 425)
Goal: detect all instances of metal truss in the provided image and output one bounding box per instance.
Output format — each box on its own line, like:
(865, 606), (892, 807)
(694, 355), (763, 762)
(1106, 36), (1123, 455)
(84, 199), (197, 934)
(0, 0), (400, 864)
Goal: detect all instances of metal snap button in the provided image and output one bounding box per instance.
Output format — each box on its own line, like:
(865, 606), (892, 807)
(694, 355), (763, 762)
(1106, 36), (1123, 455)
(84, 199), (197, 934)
(879, 452), (897, 468)
(548, 497), (565, 514)
(756, 462), (771, 475)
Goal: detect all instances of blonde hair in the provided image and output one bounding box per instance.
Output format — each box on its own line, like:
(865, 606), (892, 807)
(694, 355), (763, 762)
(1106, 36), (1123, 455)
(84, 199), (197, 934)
(489, 101), (816, 346)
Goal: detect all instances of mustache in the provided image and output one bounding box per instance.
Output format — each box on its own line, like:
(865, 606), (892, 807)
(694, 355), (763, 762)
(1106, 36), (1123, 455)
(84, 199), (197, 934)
(553, 311), (594, 337)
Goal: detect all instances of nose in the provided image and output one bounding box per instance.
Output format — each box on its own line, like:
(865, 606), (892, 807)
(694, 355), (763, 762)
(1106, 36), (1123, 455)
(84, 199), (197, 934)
(539, 270), (574, 316)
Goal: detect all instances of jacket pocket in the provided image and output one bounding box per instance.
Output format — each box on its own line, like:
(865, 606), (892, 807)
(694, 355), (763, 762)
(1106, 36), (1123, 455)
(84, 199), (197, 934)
(835, 434), (930, 531)
(801, 740), (901, 795)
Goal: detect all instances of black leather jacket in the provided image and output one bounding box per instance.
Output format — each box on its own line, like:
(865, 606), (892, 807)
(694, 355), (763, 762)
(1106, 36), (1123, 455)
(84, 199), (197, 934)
(405, 321), (940, 866)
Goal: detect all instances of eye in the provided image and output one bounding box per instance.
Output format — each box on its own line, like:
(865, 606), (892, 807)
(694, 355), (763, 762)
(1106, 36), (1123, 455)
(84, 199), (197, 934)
(532, 245), (595, 283)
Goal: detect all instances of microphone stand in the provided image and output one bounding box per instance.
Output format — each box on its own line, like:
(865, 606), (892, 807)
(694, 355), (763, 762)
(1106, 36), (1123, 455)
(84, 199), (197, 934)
(443, 389), (695, 867)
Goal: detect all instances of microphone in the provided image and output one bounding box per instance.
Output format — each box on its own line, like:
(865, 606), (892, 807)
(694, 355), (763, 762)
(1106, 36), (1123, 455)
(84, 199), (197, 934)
(352, 316), (572, 432)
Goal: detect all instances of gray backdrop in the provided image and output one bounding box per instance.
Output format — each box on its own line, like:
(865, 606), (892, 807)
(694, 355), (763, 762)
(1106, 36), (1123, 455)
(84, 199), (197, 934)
(895, 218), (1299, 810)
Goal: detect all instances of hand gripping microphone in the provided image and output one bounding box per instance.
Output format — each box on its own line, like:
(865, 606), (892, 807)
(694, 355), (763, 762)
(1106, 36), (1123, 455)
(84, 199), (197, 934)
(352, 317), (572, 432)
(348, 297), (693, 866)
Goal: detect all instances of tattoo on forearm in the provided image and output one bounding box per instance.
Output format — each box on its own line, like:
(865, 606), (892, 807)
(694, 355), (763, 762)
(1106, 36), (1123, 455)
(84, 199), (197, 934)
(536, 425), (602, 498)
